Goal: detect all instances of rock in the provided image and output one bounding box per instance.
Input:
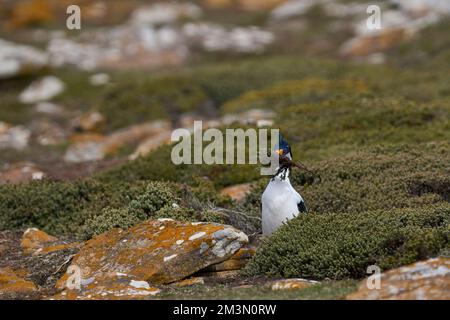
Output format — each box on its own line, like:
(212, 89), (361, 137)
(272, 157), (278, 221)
(221, 109), (276, 126)
(220, 183), (252, 202)
(0, 38), (48, 79)
(21, 228), (81, 256)
(174, 277), (205, 287)
(129, 128), (172, 160)
(31, 119), (67, 146)
(347, 258), (450, 300)
(50, 275), (160, 300)
(202, 245), (256, 272)
(195, 270), (241, 279)
(35, 102), (64, 115)
(270, 0), (321, 21)
(89, 73), (110, 86)
(21, 228), (57, 254)
(269, 278), (318, 291)
(0, 267), (37, 298)
(340, 28), (412, 58)
(64, 120), (171, 163)
(19, 76), (65, 104)
(56, 219), (248, 291)
(71, 111), (106, 133)
(130, 2), (202, 26)
(9, 0), (54, 28)
(0, 163), (46, 185)
(0, 123), (31, 151)
(183, 23), (274, 53)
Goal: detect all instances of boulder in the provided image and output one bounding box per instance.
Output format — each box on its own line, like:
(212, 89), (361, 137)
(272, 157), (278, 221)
(347, 258), (450, 300)
(174, 277), (205, 287)
(0, 123), (31, 151)
(49, 275), (160, 300)
(202, 245), (256, 272)
(269, 278), (318, 291)
(64, 120), (171, 163)
(220, 183), (252, 202)
(0, 39), (48, 79)
(56, 219), (248, 292)
(0, 163), (45, 185)
(71, 111), (106, 133)
(0, 267), (37, 298)
(21, 228), (57, 255)
(19, 76), (65, 104)
(21, 228), (81, 256)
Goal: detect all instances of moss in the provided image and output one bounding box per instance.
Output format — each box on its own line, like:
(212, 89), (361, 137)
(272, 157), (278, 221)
(244, 204), (450, 280)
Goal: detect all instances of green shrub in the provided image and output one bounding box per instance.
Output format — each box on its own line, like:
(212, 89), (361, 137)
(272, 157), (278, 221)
(244, 204), (450, 280)
(96, 76), (209, 131)
(128, 181), (179, 216)
(0, 178), (231, 239)
(240, 142), (450, 217)
(82, 207), (142, 238)
(0, 179), (146, 236)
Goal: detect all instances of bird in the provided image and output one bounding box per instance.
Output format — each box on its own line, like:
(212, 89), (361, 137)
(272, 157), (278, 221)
(261, 134), (308, 235)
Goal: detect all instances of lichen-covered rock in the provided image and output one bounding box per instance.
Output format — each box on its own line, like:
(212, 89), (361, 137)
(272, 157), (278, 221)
(220, 183), (252, 202)
(50, 274), (160, 300)
(269, 278), (318, 291)
(0, 267), (37, 298)
(174, 277), (205, 287)
(0, 39), (48, 79)
(64, 120), (171, 163)
(0, 163), (45, 185)
(19, 76), (65, 104)
(347, 258), (450, 300)
(202, 245), (256, 272)
(21, 228), (57, 254)
(0, 123), (31, 151)
(21, 228), (81, 256)
(57, 219), (248, 291)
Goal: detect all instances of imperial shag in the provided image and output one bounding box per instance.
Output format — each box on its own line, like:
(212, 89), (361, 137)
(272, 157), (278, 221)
(262, 134), (308, 235)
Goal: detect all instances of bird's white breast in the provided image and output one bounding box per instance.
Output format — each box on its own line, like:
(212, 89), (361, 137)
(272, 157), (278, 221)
(262, 177), (303, 235)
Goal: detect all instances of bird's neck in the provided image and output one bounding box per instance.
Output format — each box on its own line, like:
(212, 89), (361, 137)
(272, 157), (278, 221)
(272, 167), (290, 182)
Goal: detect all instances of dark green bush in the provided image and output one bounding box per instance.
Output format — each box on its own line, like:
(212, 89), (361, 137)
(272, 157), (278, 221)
(244, 204), (450, 280)
(0, 179), (146, 236)
(128, 181), (179, 216)
(82, 207), (142, 238)
(240, 142), (450, 217)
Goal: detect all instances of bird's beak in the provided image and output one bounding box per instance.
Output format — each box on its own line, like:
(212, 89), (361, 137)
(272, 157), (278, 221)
(275, 149), (284, 155)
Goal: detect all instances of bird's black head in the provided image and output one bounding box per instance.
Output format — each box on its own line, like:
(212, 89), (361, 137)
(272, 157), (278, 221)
(276, 133), (292, 159)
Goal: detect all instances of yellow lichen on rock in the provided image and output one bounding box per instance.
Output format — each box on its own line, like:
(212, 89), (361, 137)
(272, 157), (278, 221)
(21, 228), (57, 254)
(347, 258), (450, 300)
(0, 267), (37, 295)
(56, 219), (248, 295)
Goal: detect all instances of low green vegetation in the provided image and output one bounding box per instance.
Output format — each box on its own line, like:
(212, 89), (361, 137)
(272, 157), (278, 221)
(159, 279), (359, 300)
(0, 179), (227, 239)
(244, 204), (450, 280)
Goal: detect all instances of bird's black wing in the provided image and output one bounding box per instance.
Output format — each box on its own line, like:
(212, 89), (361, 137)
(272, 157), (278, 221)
(297, 200), (308, 213)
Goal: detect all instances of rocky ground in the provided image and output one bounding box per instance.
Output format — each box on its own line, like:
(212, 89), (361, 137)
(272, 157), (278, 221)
(1, 0), (450, 300)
